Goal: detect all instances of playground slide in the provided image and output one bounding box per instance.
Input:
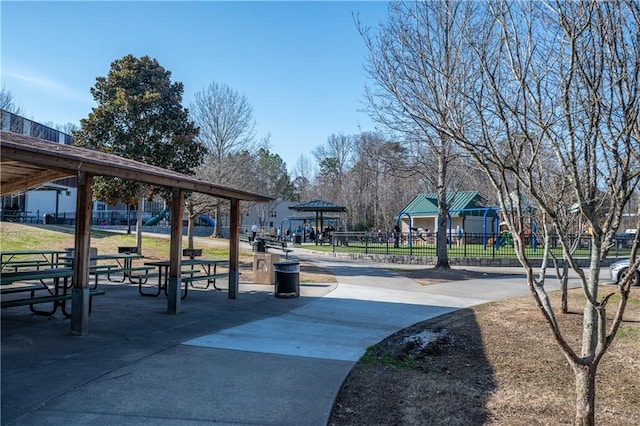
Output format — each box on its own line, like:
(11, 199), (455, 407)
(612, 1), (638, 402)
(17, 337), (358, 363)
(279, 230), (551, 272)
(200, 215), (215, 227)
(143, 208), (169, 226)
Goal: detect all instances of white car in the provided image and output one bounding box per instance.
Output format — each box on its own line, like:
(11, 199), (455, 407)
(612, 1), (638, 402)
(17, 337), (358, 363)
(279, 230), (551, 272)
(609, 258), (640, 286)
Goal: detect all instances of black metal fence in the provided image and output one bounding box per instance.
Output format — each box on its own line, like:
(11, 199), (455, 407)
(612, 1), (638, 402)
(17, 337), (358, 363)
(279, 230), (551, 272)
(0, 210), (40, 224)
(324, 231), (633, 259)
(0, 210), (75, 225)
(0, 210), (217, 235)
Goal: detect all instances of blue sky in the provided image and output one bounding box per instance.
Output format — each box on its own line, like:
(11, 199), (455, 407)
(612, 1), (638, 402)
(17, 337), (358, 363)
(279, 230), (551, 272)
(1, 1), (390, 171)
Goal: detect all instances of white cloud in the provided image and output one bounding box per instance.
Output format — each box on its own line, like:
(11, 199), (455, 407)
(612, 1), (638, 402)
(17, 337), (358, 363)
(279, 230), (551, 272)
(2, 65), (90, 105)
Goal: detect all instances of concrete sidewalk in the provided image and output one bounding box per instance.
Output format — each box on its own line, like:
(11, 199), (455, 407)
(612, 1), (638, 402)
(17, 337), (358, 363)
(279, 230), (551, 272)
(1, 253), (577, 425)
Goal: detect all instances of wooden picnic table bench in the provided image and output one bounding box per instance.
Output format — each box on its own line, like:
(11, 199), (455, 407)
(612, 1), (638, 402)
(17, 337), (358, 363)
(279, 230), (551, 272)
(1, 268), (105, 317)
(88, 264), (154, 288)
(140, 259), (229, 298)
(1, 268), (73, 286)
(61, 253), (148, 288)
(181, 271), (230, 289)
(1, 259), (60, 271)
(1, 249), (68, 270)
(1, 290), (105, 317)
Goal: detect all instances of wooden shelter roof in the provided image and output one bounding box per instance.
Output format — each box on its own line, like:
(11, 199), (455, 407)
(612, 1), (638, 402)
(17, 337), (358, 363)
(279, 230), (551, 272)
(0, 130), (271, 202)
(1, 129), (271, 334)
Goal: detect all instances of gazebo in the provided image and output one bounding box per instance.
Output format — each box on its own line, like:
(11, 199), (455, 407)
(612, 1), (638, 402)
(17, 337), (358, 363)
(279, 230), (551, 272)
(288, 200), (347, 242)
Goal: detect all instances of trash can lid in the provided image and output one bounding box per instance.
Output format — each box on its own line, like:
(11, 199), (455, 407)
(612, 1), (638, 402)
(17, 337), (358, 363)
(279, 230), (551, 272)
(273, 261), (299, 266)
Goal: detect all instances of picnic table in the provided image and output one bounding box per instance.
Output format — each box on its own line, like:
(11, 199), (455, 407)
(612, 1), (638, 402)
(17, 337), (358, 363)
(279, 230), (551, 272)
(90, 253), (146, 281)
(1, 267), (104, 317)
(1, 250), (68, 271)
(59, 252), (148, 286)
(139, 258), (229, 299)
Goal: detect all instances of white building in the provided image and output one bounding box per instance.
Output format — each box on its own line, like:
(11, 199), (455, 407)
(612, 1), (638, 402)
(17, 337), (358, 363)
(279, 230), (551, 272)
(1, 110), (77, 223)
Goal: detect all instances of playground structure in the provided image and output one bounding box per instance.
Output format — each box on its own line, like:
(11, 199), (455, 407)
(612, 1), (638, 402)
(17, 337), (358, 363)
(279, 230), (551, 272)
(143, 208), (216, 228)
(395, 205), (539, 253)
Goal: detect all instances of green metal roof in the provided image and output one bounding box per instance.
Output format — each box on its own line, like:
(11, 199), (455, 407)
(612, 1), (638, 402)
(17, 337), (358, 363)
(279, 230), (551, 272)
(399, 191), (487, 217)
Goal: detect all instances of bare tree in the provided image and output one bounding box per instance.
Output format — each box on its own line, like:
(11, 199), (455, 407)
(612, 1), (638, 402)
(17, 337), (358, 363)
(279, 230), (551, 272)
(189, 82), (261, 238)
(0, 86), (23, 115)
(363, 1), (639, 424)
(185, 148), (257, 245)
(312, 133), (355, 207)
(357, 1), (475, 269)
(57, 122), (78, 135)
(291, 154), (315, 202)
(451, 2), (638, 424)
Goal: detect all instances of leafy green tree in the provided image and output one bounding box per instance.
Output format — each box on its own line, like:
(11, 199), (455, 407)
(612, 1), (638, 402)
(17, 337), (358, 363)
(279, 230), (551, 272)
(348, 132), (413, 231)
(73, 54), (205, 206)
(317, 157), (341, 189)
(254, 148), (293, 199)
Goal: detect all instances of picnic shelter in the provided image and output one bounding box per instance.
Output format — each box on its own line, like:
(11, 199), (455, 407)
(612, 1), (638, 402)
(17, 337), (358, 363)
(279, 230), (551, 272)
(1, 130), (271, 335)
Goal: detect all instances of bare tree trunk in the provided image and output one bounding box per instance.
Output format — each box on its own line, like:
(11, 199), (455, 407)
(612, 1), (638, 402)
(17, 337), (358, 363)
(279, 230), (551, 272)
(213, 205), (222, 238)
(187, 214), (195, 249)
(185, 203), (196, 249)
(435, 141), (449, 269)
(551, 252), (570, 314)
(573, 363), (596, 426)
(561, 262), (569, 314)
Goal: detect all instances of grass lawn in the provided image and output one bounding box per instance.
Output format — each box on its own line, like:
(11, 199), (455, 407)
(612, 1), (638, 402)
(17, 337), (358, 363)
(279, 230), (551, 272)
(0, 223), (336, 284)
(0, 223), (231, 261)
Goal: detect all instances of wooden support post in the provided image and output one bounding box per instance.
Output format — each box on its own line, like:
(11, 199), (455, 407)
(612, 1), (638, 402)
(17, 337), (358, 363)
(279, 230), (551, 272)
(167, 188), (183, 314)
(70, 172), (93, 336)
(229, 198), (240, 299)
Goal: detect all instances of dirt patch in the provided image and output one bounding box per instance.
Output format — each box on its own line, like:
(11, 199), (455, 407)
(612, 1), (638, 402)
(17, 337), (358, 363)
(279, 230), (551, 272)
(390, 267), (513, 285)
(329, 272), (640, 426)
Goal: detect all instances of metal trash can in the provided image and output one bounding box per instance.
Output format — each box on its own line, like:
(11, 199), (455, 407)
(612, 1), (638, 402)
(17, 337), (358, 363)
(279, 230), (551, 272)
(273, 261), (300, 298)
(253, 237), (266, 253)
(293, 233), (302, 244)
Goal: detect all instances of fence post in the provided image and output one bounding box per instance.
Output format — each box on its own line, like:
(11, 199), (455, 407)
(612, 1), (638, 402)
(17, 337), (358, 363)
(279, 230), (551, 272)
(463, 234), (467, 257)
(410, 232), (413, 256)
(365, 232), (369, 254)
(386, 232), (390, 255)
(492, 233), (497, 258)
